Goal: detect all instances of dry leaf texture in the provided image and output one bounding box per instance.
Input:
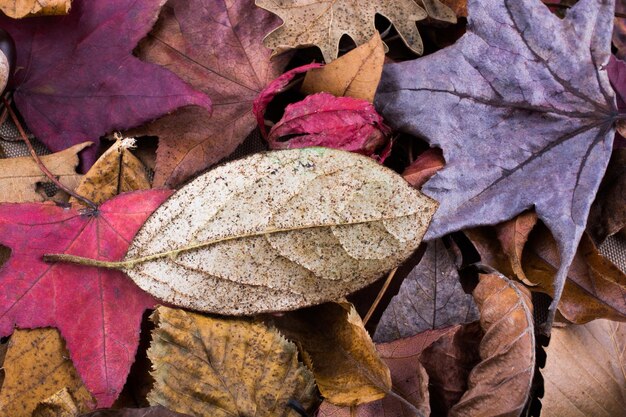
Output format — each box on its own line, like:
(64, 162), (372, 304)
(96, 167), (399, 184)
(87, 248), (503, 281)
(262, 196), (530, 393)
(449, 274), (535, 417)
(374, 240), (479, 342)
(318, 328), (455, 417)
(301, 32), (385, 102)
(522, 226), (626, 323)
(80, 407), (191, 417)
(256, 0), (428, 62)
(376, 0), (617, 330)
(124, 148), (437, 315)
(254, 63), (323, 138)
(147, 306), (316, 417)
(0, 329), (93, 417)
(272, 302), (391, 406)
(402, 148), (445, 190)
(0, 47), (7, 94)
(419, 323), (483, 415)
(0, 0), (71, 18)
(587, 148), (626, 243)
(0, 142), (89, 203)
(541, 319), (625, 417)
(32, 387), (82, 417)
(72, 138), (150, 205)
(134, 0), (289, 187)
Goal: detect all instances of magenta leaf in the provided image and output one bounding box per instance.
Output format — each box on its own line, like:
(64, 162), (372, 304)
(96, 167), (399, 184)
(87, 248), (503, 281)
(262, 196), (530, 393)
(268, 92), (391, 160)
(254, 63), (324, 138)
(0, 190), (173, 407)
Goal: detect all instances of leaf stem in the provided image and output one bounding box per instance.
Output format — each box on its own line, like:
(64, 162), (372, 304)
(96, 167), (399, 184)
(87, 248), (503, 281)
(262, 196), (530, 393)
(44, 215), (422, 269)
(363, 267), (397, 325)
(2, 96), (99, 211)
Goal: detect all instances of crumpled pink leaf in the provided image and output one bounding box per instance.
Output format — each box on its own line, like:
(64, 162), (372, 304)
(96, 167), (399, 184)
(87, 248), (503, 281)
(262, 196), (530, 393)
(0, 0), (210, 167)
(268, 92), (391, 160)
(0, 190), (173, 407)
(376, 0), (617, 331)
(254, 63), (323, 138)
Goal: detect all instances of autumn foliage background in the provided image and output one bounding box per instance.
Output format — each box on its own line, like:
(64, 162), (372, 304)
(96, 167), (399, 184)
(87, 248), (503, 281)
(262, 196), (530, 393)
(0, 0), (623, 416)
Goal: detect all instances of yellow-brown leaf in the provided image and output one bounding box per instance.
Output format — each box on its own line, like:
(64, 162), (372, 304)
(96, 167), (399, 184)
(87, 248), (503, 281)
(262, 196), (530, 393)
(272, 302), (391, 406)
(0, 328), (94, 417)
(0, 0), (71, 18)
(71, 138), (150, 205)
(522, 226), (626, 323)
(147, 306), (317, 417)
(32, 387), (81, 417)
(301, 33), (385, 102)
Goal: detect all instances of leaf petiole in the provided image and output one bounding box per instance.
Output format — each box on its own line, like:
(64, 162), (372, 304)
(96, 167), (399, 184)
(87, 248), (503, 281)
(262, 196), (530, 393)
(2, 95), (99, 211)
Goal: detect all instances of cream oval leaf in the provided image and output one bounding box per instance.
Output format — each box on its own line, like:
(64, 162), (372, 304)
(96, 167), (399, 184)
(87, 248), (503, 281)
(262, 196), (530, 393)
(121, 148), (437, 315)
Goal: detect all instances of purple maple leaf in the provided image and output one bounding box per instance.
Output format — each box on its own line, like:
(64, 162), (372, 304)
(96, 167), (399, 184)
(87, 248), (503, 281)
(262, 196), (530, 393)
(376, 0), (618, 331)
(0, 0), (211, 167)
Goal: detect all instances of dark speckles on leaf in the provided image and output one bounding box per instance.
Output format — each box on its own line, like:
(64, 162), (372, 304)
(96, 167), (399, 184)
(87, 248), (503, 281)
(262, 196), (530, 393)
(375, 0), (616, 332)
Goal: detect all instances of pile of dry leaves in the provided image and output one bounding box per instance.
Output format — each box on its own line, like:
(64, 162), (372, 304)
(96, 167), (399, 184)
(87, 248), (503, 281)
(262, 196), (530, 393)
(0, 0), (623, 416)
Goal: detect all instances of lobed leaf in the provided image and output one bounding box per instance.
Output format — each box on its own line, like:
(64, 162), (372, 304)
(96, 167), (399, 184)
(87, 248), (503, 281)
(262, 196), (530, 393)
(376, 0), (618, 331)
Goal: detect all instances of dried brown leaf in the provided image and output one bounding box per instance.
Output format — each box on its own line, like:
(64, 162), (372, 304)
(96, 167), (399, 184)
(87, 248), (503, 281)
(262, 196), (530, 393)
(0, 142), (89, 203)
(417, 0), (457, 22)
(71, 138), (150, 206)
(80, 406), (191, 417)
(272, 302), (391, 406)
(439, 0), (467, 17)
(317, 328), (452, 417)
(402, 148), (445, 190)
(495, 211), (538, 284)
(419, 323), (482, 415)
(467, 211), (539, 286)
(374, 239), (479, 343)
(147, 306), (316, 417)
(256, 0), (429, 62)
(0, 0), (71, 18)
(0, 328), (94, 417)
(523, 225), (626, 323)
(588, 148), (626, 244)
(120, 148), (437, 315)
(301, 32), (385, 102)
(133, 0), (289, 188)
(541, 319), (625, 417)
(449, 273), (534, 417)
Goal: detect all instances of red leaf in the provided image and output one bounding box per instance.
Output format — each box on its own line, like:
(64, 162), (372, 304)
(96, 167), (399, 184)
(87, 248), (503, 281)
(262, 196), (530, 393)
(253, 63), (324, 138)
(0, 0), (211, 167)
(268, 92), (391, 161)
(0, 190), (173, 407)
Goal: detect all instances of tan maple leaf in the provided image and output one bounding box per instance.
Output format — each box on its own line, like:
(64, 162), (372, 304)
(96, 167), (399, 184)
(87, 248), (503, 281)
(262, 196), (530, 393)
(256, 0), (430, 62)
